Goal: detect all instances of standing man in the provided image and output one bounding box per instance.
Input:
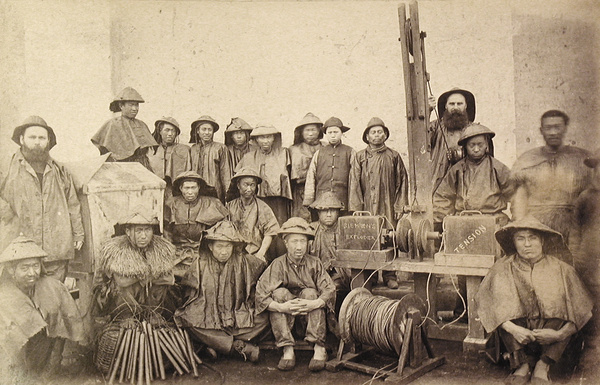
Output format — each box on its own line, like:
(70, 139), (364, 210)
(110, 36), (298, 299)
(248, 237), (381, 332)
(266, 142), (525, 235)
(187, 115), (232, 202)
(349, 117), (408, 289)
(236, 125), (293, 226)
(429, 88), (476, 193)
(289, 113), (323, 221)
(303, 117), (355, 213)
(255, 218), (336, 372)
(0, 236), (84, 379)
(148, 116), (191, 199)
(0, 116), (84, 282)
(224, 117), (256, 172)
(511, 110), (591, 251)
(226, 168), (280, 263)
(91, 87), (158, 169)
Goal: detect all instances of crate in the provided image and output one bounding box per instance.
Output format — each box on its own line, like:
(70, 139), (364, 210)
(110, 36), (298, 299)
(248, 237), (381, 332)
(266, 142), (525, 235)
(338, 213), (385, 250)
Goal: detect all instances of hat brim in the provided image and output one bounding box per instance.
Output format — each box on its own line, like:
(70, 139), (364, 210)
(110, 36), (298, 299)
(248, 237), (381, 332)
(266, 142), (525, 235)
(293, 124), (324, 145)
(12, 123), (57, 149)
(437, 89), (476, 122)
(172, 176), (219, 199)
(457, 132), (495, 147)
(322, 125), (350, 134)
(495, 222), (566, 256)
(278, 230), (315, 240)
(362, 125), (390, 144)
(109, 100), (144, 113)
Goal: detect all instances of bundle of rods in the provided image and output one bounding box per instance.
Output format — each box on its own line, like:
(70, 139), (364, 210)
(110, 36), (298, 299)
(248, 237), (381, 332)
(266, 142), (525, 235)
(107, 321), (200, 385)
(348, 295), (407, 356)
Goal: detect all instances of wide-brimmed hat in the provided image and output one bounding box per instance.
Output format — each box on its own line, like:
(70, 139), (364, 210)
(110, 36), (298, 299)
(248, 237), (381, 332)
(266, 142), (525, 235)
(189, 116), (220, 143)
(584, 148), (600, 168)
(278, 217), (315, 239)
(250, 125), (280, 137)
(12, 116), (57, 149)
(224, 118), (253, 146)
(109, 87), (145, 112)
(457, 123), (495, 146)
(226, 167), (263, 201)
(152, 116), (181, 143)
(322, 117), (350, 133)
(437, 87), (475, 122)
(294, 113), (324, 145)
(309, 191), (344, 210)
(204, 220), (246, 245)
(0, 235), (47, 264)
(172, 171), (218, 198)
(362, 117), (390, 144)
(113, 210), (161, 236)
(495, 216), (566, 256)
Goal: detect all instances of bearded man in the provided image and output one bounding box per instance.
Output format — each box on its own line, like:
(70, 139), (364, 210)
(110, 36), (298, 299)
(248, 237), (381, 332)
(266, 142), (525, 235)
(429, 88), (476, 193)
(0, 116), (84, 282)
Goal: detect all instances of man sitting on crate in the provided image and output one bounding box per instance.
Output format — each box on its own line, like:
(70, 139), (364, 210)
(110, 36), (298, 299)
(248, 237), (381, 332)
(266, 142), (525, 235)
(255, 217), (336, 372)
(433, 123), (513, 320)
(0, 236), (84, 380)
(93, 210), (178, 324)
(476, 217), (593, 385)
(175, 220), (268, 363)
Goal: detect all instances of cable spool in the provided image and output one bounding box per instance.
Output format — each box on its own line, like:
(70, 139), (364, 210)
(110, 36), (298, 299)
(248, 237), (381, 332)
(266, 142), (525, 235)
(339, 288), (426, 357)
(395, 218), (412, 252)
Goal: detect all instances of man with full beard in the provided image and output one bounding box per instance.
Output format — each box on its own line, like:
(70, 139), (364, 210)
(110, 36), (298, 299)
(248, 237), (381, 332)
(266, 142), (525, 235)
(429, 88), (476, 194)
(0, 116), (84, 282)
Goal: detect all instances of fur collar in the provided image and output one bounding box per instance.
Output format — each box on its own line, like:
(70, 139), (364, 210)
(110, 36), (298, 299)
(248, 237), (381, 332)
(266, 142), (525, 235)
(98, 235), (176, 279)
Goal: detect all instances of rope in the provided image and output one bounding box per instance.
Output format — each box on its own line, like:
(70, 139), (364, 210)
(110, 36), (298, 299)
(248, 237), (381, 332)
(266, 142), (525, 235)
(348, 294), (407, 356)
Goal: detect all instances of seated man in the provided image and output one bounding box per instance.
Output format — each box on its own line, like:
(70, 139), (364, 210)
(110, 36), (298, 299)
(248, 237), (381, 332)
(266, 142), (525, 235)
(94, 211), (178, 322)
(164, 171), (229, 275)
(0, 236), (84, 379)
(309, 191), (351, 291)
(255, 217), (336, 372)
(475, 217), (593, 384)
(175, 220), (268, 363)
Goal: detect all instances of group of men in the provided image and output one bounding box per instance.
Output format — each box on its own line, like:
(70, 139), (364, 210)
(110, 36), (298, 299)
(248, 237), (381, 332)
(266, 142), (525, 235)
(0, 85), (597, 383)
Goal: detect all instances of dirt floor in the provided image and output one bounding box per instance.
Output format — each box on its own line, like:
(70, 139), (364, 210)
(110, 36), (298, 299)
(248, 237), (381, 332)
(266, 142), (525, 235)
(14, 278), (599, 385)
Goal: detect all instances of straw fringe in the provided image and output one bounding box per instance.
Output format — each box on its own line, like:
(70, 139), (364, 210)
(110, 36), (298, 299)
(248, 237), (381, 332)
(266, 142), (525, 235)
(99, 236), (177, 279)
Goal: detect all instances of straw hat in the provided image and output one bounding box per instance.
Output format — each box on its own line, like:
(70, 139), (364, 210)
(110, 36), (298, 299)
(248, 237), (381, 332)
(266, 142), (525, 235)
(278, 217), (315, 239)
(204, 220), (246, 245)
(309, 191), (343, 210)
(109, 87), (144, 112)
(0, 236), (47, 264)
(457, 123), (495, 146)
(494, 216), (566, 256)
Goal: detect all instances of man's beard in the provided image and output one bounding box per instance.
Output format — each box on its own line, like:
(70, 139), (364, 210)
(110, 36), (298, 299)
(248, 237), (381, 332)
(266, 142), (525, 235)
(21, 145), (50, 163)
(443, 110), (469, 131)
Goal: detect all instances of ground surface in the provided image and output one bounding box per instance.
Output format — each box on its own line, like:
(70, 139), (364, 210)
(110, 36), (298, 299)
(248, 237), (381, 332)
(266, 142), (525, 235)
(13, 278), (598, 385)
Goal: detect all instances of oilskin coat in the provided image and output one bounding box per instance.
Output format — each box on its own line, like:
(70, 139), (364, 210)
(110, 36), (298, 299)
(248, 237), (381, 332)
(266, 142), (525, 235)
(0, 151), (84, 262)
(176, 249), (266, 330)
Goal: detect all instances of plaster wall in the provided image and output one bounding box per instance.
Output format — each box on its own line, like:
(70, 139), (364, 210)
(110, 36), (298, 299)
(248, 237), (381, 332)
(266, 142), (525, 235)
(0, 0), (598, 171)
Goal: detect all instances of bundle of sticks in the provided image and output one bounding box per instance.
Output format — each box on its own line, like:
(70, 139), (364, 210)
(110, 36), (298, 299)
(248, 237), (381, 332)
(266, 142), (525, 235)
(107, 320), (200, 385)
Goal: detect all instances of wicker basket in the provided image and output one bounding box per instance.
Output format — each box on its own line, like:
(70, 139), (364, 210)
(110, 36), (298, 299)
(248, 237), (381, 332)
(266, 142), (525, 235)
(95, 323), (123, 375)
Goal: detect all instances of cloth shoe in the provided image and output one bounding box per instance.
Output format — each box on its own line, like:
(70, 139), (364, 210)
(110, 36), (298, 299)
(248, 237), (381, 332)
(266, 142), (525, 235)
(232, 340), (260, 363)
(277, 356), (296, 371)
